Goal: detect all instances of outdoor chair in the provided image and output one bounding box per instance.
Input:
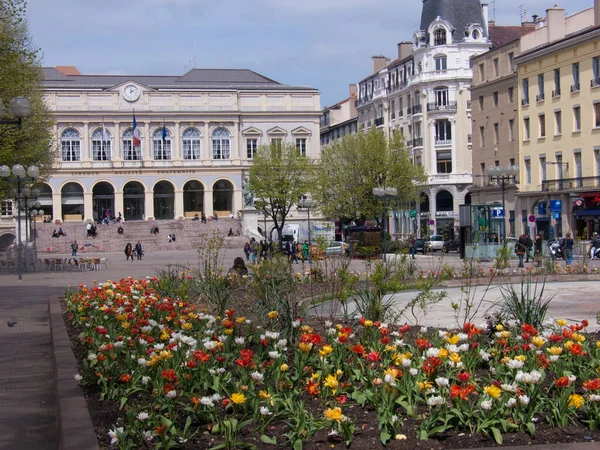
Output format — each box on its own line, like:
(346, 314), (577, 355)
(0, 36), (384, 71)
(100, 257), (108, 270)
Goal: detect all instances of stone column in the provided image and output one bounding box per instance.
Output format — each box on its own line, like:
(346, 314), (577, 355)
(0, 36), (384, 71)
(231, 120), (239, 159)
(83, 192), (93, 221)
(203, 123), (211, 162)
(205, 189), (214, 216)
(174, 189), (184, 218)
(428, 119), (436, 174)
(52, 193), (62, 221)
(144, 122), (151, 161)
(144, 190), (154, 220)
(449, 117), (457, 174)
(173, 122), (181, 161)
(82, 122), (90, 161)
(114, 190), (124, 219)
(113, 122), (121, 162)
(233, 188), (242, 215)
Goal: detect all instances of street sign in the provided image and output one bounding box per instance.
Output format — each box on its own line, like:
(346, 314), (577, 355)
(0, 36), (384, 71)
(553, 212), (561, 220)
(528, 214), (536, 223)
(409, 210), (417, 218)
(491, 207), (504, 218)
(550, 200), (562, 212)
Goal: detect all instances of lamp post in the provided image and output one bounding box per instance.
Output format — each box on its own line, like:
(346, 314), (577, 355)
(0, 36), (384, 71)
(0, 164), (40, 280)
(298, 198), (317, 245)
(0, 97), (31, 129)
(486, 165), (519, 242)
(373, 187), (398, 262)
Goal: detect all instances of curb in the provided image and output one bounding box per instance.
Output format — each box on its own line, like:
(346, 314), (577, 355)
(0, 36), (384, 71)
(49, 296), (99, 450)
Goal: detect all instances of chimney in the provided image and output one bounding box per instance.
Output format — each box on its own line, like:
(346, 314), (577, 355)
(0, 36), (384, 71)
(481, 3), (489, 36)
(546, 6), (566, 43)
(349, 84), (358, 99)
(372, 55), (389, 74)
(397, 41), (413, 60)
(596, 0), (600, 26)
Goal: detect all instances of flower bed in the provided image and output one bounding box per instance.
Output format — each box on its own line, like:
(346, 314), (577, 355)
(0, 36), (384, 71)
(65, 278), (600, 449)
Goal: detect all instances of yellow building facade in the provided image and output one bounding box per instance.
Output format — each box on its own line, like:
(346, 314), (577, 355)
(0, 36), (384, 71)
(515, 25), (600, 239)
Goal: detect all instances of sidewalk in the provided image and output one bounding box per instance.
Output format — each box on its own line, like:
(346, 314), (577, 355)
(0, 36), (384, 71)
(0, 285), (62, 450)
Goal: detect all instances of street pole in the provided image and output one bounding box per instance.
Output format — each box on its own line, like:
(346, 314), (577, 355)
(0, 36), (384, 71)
(501, 176), (506, 243)
(382, 199), (388, 262)
(307, 206), (312, 246)
(16, 176), (22, 281)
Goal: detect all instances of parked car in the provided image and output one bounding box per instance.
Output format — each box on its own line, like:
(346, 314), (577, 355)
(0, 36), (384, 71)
(443, 235), (460, 253)
(325, 241), (348, 256)
(425, 235), (445, 252)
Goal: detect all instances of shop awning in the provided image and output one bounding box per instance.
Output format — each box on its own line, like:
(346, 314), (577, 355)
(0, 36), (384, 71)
(575, 210), (600, 217)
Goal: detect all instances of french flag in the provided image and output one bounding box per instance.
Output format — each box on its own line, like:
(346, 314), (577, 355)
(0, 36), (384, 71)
(133, 112), (142, 147)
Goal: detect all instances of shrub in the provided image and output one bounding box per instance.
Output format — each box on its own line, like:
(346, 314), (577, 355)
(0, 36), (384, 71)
(499, 277), (553, 329)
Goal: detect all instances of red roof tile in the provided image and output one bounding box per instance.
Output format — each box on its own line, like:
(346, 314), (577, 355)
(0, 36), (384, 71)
(488, 24), (536, 48)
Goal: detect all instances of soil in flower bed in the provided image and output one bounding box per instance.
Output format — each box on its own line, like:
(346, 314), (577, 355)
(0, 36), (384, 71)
(61, 297), (600, 450)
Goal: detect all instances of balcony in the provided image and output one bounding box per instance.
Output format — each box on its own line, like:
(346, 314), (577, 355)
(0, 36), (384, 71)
(552, 89), (561, 98)
(541, 176), (599, 192)
(410, 104), (422, 115)
(355, 94), (373, 107)
(536, 93), (545, 102)
(374, 117), (384, 127)
(412, 137), (423, 147)
(571, 83), (580, 93)
(521, 98), (529, 106)
(427, 101), (457, 112)
(406, 140), (412, 147)
(591, 79), (600, 88)
(435, 138), (452, 145)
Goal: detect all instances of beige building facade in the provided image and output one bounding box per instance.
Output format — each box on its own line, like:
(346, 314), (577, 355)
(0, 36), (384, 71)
(515, 6), (600, 239)
(32, 67), (320, 226)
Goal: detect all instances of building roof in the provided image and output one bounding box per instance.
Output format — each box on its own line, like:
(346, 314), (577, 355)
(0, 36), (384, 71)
(514, 24), (600, 62)
(323, 97), (350, 112)
(41, 67), (316, 91)
(488, 23), (535, 48)
(420, 0), (487, 41)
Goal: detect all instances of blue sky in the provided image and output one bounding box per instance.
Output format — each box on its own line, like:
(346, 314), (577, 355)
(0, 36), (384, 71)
(27, 0), (593, 107)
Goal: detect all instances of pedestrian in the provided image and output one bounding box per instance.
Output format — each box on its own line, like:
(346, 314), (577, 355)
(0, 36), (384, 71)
(525, 233), (533, 263)
(564, 232), (574, 266)
(58, 227), (66, 237)
(409, 234), (417, 259)
(135, 241), (143, 260)
(302, 240), (310, 262)
(168, 234), (173, 243)
(70, 240), (78, 256)
(534, 233), (543, 267)
(124, 242), (134, 261)
(227, 257), (249, 278)
(249, 247), (257, 265)
(291, 241), (299, 264)
(284, 240), (292, 261)
(515, 233), (527, 268)
(86, 222), (92, 237)
(171, 234), (176, 242)
(243, 242), (250, 260)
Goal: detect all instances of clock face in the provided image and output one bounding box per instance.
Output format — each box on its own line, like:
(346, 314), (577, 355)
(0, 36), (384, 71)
(123, 84), (140, 102)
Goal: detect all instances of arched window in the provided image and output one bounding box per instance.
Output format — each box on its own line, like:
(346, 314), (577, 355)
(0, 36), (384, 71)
(61, 128), (81, 161)
(212, 128), (230, 160)
(472, 29), (480, 40)
(434, 28), (447, 46)
(152, 128), (171, 160)
(122, 128), (141, 161)
(91, 128), (111, 161)
(182, 127), (201, 160)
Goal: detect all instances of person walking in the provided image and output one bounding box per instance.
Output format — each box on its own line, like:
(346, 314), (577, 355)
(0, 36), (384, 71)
(409, 234), (417, 259)
(243, 242), (251, 261)
(515, 233), (528, 268)
(124, 243), (134, 261)
(70, 240), (78, 257)
(302, 240), (310, 262)
(534, 233), (543, 267)
(291, 241), (299, 264)
(525, 233), (533, 263)
(564, 232), (574, 266)
(135, 241), (143, 260)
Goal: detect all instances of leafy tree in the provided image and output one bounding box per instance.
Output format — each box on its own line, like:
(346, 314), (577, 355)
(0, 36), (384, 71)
(0, 0), (54, 197)
(248, 143), (314, 246)
(313, 127), (426, 226)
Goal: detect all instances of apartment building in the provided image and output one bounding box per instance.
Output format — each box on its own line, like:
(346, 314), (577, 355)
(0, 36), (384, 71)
(355, 0), (492, 236)
(469, 23), (535, 239)
(320, 85), (358, 146)
(515, 4), (600, 239)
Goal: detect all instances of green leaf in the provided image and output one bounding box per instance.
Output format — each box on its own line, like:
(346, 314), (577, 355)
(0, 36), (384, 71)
(491, 427), (503, 445)
(351, 390), (367, 407)
(260, 435), (277, 445)
(526, 422), (536, 437)
(119, 396), (128, 410)
(292, 439), (303, 450)
(419, 429), (429, 440)
(380, 431), (391, 445)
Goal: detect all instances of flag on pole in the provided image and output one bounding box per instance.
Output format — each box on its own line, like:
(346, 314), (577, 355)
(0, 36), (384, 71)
(133, 111), (142, 147)
(101, 118), (109, 141)
(162, 119), (167, 143)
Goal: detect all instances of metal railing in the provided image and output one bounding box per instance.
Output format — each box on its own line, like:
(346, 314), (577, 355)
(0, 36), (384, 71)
(410, 104), (422, 115)
(427, 101), (457, 112)
(374, 117), (384, 127)
(571, 83), (580, 93)
(521, 98), (529, 106)
(591, 79), (600, 88)
(536, 93), (545, 102)
(412, 137), (423, 147)
(541, 176), (599, 192)
(552, 89), (561, 98)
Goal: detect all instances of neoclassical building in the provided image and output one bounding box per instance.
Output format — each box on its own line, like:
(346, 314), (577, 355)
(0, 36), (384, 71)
(355, 0), (492, 236)
(39, 66), (320, 222)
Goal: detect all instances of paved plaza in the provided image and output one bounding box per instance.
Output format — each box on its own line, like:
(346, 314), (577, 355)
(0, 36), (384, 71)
(0, 248), (599, 449)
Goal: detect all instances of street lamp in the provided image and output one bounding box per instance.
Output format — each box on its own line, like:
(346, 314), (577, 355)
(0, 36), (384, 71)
(373, 187), (398, 262)
(0, 97), (31, 131)
(486, 165), (519, 242)
(0, 164), (39, 280)
(298, 198), (317, 245)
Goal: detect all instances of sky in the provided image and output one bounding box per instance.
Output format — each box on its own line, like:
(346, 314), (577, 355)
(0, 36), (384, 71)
(27, 0), (594, 107)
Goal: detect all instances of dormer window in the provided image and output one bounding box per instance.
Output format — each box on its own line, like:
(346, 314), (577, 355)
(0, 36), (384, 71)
(434, 28), (447, 46)
(472, 29), (480, 40)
